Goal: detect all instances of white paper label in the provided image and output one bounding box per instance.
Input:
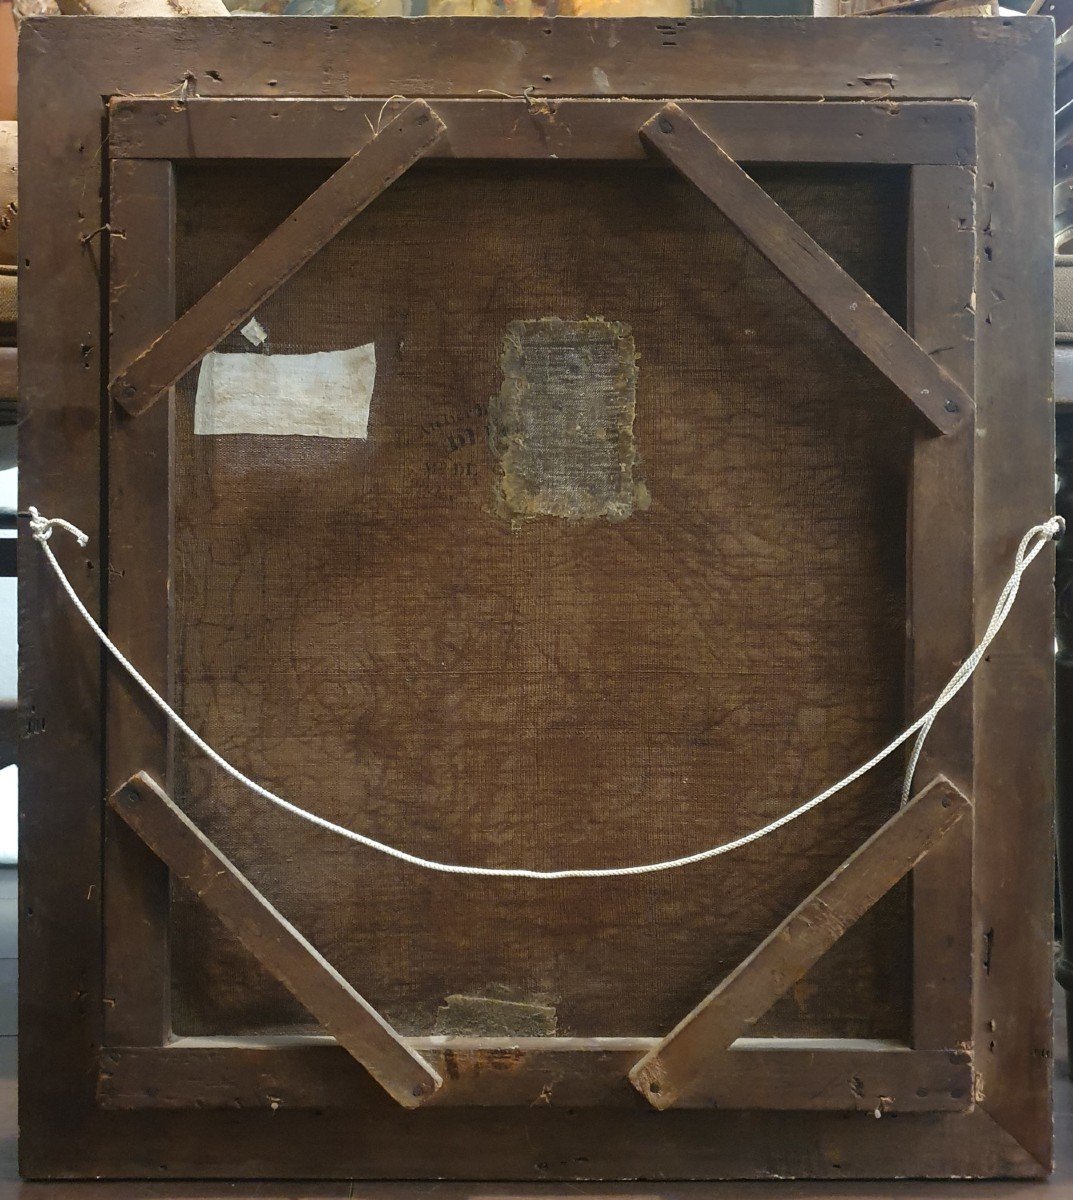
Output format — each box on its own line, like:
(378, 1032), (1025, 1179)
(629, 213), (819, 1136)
(194, 344), (375, 439)
(240, 317), (268, 347)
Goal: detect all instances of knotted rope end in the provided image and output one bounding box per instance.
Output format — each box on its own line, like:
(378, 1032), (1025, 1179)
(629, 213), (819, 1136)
(27, 507), (89, 549)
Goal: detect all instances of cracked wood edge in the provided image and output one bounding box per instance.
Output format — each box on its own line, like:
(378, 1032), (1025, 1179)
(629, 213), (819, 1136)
(629, 775), (969, 1109)
(108, 772), (442, 1109)
(640, 103), (973, 437)
(109, 98), (445, 416)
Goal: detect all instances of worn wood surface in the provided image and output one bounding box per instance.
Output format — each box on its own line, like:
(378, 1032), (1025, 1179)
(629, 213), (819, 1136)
(18, 15), (1056, 1182)
(969, 30), (1056, 1172)
(27, 15), (1042, 103)
(640, 104), (973, 436)
(1057, 415), (1073, 1072)
(107, 98), (977, 166)
(110, 99), (446, 416)
(103, 157), (176, 1046)
(97, 1037), (971, 1113)
(19, 21), (111, 1171)
(109, 773), (441, 1108)
(629, 777), (969, 1109)
(905, 165), (977, 1051)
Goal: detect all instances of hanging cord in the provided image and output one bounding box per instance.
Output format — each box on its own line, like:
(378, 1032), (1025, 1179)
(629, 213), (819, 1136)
(898, 519), (1057, 803)
(27, 506), (1062, 880)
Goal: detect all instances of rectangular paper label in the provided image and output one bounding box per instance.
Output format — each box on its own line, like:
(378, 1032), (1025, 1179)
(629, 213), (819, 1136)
(194, 344), (375, 439)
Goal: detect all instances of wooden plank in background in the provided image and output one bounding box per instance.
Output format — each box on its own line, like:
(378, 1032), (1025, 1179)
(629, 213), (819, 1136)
(0, 347), (16, 399)
(629, 776), (969, 1109)
(108, 773), (442, 1109)
(109, 99), (446, 417)
(640, 103), (973, 437)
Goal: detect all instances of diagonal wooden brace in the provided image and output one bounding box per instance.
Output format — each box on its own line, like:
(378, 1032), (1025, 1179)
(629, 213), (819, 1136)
(109, 772), (442, 1109)
(110, 99), (446, 417)
(640, 104), (973, 437)
(629, 775), (969, 1109)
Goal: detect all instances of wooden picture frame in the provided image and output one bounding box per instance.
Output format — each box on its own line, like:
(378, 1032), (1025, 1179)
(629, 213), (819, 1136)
(18, 16), (1056, 1180)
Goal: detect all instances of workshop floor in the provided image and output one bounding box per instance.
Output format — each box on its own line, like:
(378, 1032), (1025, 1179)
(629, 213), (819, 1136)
(0, 864), (1070, 1198)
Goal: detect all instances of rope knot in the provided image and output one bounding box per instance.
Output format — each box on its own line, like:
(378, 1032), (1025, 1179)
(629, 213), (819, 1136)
(27, 507), (89, 548)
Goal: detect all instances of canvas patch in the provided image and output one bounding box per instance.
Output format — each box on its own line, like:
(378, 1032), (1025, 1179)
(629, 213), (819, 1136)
(433, 993), (558, 1037)
(489, 317), (646, 520)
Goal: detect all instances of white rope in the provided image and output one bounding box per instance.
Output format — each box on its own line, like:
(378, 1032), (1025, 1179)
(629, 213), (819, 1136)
(28, 505), (1062, 880)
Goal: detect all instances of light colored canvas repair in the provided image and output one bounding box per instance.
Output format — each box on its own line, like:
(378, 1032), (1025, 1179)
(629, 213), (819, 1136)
(194, 344), (375, 439)
(489, 317), (646, 520)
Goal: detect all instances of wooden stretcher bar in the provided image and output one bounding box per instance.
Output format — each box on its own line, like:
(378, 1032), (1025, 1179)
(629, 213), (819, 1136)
(109, 99), (446, 417)
(108, 772), (442, 1109)
(640, 103), (974, 436)
(629, 776), (969, 1109)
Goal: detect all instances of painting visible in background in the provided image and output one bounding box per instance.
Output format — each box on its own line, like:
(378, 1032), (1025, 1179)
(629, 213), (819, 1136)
(220, 0), (809, 18)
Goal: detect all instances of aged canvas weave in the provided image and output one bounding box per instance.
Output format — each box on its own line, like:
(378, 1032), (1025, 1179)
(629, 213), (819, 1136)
(169, 160), (912, 1040)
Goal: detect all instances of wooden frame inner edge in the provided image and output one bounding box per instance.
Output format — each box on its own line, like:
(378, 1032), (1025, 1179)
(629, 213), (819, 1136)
(97, 1039), (972, 1112)
(107, 96), (977, 166)
(99, 94), (980, 1115)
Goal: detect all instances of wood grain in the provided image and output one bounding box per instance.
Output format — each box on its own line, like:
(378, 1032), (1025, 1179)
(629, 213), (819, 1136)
(905, 165), (976, 1051)
(970, 31), (1057, 1172)
(629, 777), (969, 1109)
(107, 97), (977, 167)
(640, 104), (973, 436)
(17, 15), (1055, 1182)
(104, 157), (175, 1045)
(108, 773), (441, 1108)
(109, 99), (446, 416)
(97, 1037), (972, 1113)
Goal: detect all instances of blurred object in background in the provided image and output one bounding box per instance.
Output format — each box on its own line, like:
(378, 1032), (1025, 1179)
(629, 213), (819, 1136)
(0, 118), (15, 443)
(54, 0), (227, 14)
(224, 0), (810, 15)
(12, 0), (58, 21)
(834, 0), (997, 14)
(0, 4), (12, 119)
(0, 124), (15, 273)
(568, 0), (691, 12)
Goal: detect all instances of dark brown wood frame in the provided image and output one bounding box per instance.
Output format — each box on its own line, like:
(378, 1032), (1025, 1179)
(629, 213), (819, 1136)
(19, 16), (1055, 1180)
(106, 91), (984, 1120)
